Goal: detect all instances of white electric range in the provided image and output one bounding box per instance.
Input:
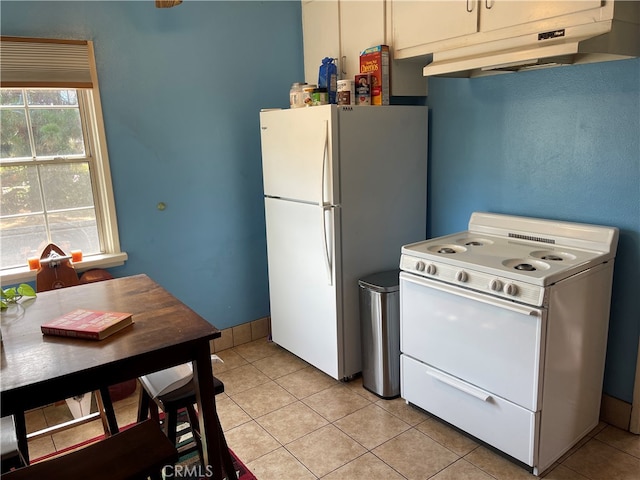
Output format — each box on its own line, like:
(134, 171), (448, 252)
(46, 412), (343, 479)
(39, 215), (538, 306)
(399, 212), (618, 475)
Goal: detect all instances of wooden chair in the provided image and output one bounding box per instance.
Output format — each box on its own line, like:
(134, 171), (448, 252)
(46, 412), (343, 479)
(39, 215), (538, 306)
(137, 369), (225, 463)
(1, 420), (177, 480)
(1, 416), (25, 474)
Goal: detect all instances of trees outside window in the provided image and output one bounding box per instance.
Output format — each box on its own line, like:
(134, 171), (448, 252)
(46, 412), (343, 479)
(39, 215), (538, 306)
(1, 88), (101, 269)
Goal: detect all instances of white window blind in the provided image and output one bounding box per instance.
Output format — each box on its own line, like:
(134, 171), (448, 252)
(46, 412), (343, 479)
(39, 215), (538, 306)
(0, 36), (94, 88)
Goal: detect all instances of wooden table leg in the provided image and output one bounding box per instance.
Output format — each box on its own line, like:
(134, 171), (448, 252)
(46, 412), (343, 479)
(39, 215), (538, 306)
(97, 387), (120, 435)
(14, 412), (29, 465)
(215, 409), (237, 479)
(193, 344), (237, 480)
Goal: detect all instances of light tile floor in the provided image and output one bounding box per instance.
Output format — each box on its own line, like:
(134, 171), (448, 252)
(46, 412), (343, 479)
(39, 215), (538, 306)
(25, 338), (640, 479)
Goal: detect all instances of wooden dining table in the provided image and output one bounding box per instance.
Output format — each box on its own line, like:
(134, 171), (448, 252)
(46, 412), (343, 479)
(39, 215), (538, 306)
(0, 274), (236, 480)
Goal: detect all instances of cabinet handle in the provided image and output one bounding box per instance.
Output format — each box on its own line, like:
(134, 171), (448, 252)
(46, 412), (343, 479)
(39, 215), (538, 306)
(485, 0), (494, 9)
(466, 0), (474, 12)
(341, 56), (346, 76)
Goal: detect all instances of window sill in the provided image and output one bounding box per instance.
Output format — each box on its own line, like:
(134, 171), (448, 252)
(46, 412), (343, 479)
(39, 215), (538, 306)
(1, 252), (128, 286)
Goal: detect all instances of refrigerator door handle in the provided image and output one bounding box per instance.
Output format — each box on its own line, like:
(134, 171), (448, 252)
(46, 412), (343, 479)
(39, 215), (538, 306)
(321, 205), (333, 286)
(319, 120), (334, 286)
(319, 120), (329, 208)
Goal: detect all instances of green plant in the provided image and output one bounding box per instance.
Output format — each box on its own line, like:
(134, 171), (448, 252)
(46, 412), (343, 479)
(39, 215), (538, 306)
(1, 284), (37, 309)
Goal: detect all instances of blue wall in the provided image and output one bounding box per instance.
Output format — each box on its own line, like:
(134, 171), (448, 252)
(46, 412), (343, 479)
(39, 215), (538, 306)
(2, 0), (302, 330)
(3, 2), (638, 404)
(426, 61), (640, 403)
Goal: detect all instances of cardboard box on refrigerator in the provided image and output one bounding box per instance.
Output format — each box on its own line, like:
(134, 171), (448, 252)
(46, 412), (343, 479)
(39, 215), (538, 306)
(359, 45), (390, 105)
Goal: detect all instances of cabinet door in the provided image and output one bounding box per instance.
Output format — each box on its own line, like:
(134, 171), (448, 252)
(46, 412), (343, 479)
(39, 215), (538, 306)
(391, 0), (478, 51)
(302, 0), (427, 96)
(339, 1), (385, 80)
(480, 0), (603, 33)
(302, 0), (340, 85)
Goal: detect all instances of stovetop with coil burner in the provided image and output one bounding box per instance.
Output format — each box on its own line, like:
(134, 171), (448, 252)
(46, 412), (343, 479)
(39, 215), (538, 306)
(400, 212), (619, 305)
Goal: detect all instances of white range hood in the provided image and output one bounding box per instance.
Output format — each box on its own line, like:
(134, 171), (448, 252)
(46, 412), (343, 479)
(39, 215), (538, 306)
(423, 2), (640, 77)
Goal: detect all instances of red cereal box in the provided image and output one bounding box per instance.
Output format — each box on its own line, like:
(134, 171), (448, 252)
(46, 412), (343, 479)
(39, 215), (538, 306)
(359, 45), (390, 106)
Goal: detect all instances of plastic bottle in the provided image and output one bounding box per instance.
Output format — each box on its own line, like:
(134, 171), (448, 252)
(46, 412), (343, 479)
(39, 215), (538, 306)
(289, 82), (306, 108)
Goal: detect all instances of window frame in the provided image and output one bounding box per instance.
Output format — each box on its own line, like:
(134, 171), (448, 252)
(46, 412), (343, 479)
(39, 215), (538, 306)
(1, 39), (126, 284)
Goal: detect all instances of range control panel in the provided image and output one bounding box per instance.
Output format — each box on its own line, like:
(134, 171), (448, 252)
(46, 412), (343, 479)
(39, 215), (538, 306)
(400, 254), (547, 307)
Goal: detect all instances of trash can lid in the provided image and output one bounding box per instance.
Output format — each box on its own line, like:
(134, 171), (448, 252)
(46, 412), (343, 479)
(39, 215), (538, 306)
(358, 269), (400, 293)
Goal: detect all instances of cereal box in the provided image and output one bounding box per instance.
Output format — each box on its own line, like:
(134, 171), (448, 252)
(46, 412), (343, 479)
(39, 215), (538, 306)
(354, 74), (370, 105)
(359, 45), (390, 106)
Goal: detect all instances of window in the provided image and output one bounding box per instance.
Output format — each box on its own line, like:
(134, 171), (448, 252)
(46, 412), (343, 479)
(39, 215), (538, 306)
(2, 88), (100, 267)
(0, 37), (126, 283)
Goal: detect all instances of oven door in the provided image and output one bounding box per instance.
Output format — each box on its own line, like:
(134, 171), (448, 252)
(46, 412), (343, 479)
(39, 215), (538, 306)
(399, 272), (546, 412)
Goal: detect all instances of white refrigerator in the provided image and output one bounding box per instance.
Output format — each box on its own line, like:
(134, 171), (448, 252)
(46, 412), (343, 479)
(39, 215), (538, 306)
(260, 105), (428, 380)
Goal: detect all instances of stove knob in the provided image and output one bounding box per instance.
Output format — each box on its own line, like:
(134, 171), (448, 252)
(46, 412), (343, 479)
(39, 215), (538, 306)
(416, 261), (426, 272)
(489, 279), (503, 292)
(456, 271), (468, 283)
(504, 283), (519, 296)
(426, 264), (437, 275)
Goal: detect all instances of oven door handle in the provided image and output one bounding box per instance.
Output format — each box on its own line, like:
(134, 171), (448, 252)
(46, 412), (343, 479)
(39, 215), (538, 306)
(400, 272), (542, 317)
(425, 368), (491, 402)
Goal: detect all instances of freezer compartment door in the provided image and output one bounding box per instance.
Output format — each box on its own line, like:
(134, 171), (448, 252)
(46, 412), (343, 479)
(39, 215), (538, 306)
(260, 106), (337, 205)
(264, 197), (342, 379)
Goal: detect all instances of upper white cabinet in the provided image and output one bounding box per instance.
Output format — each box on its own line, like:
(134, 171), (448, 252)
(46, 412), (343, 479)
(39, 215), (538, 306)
(392, 0), (477, 50)
(301, 0), (340, 86)
(302, 0), (383, 86)
(391, 0), (607, 60)
(479, 1), (603, 33)
(302, 0), (427, 96)
(339, 1), (387, 81)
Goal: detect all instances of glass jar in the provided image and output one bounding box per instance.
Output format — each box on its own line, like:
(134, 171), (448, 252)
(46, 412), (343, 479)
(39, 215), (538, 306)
(311, 87), (328, 106)
(302, 84), (316, 107)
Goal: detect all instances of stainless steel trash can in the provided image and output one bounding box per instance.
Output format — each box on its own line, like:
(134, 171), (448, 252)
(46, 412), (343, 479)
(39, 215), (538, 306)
(359, 270), (400, 399)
